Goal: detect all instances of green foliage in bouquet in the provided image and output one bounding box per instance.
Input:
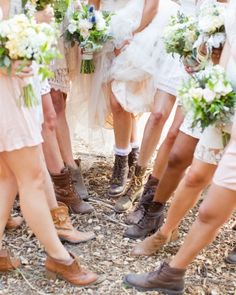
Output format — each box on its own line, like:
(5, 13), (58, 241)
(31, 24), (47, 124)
(178, 65), (236, 131)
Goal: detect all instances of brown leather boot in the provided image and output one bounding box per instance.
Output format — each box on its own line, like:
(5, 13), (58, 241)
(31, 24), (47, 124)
(123, 262), (186, 294)
(108, 155), (129, 198)
(114, 165), (147, 213)
(0, 250), (21, 271)
(128, 148), (139, 179)
(68, 159), (89, 200)
(131, 228), (179, 257)
(51, 168), (94, 214)
(125, 175), (159, 225)
(225, 246), (236, 264)
(45, 252), (98, 286)
(51, 202), (95, 244)
(123, 202), (165, 239)
(6, 216), (24, 230)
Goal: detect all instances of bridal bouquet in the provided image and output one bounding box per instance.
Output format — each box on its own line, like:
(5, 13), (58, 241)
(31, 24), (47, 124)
(194, 1), (226, 54)
(23, 0), (70, 23)
(163, 12), (199, 58)
(0, 14), (59, 107)
(178, 65), (236, 132)
(65, 4), (113, 74)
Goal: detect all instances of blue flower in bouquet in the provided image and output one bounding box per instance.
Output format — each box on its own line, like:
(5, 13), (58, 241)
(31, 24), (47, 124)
(90, 15), (96, 24)
(89, 5), (95, 13)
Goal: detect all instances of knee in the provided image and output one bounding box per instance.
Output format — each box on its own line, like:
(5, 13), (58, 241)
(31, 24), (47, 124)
(165, 128), (179, 145)
(51, 90), (66, 115)
(43, 110), (57, 131)
(17, 167), (46, 192)
(184, 169), (206, 188)
(168, 150), (185, 170)
(198, 204), (216, 225)
(110, 95), (124, 115)
(149, 111), (167, 126)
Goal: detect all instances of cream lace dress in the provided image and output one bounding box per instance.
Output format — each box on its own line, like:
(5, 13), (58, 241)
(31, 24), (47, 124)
(0, 0), (43, 152)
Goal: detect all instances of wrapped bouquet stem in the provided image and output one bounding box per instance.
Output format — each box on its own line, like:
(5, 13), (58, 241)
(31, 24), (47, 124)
(22, 77), (39, 107)
(81, 48), (95, 74)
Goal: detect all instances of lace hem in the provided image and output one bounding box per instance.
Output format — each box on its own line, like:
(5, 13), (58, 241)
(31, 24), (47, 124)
(49, 69), (70, 94)
(194, 144), (224, 165)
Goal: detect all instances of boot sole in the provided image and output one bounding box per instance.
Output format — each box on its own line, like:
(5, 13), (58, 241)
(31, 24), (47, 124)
(224, 257), (236, 264)
(107, 188), (127, 199)
(123, 278), (184, 295)
(114, 193), (142, 213)
(60, 236), (96, 245)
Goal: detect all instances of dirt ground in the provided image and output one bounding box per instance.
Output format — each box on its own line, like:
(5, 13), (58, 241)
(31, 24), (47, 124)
(1, 150), (236, 295)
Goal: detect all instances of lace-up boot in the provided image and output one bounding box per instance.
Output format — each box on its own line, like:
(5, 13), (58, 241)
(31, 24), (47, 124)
(128, 148), (139, 179)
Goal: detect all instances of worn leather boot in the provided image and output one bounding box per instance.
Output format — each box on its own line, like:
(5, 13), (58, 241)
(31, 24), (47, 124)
(123, 202), (165, 239)
(0, 250), (21, 271)
(125, 175), (159, 225)
(6, 216), (24, 230)
(51, 168), (94, 214)
(51, 202), (95, 244)
(128, 148), (139, 179)
(225, 246), (236, 264)
(68, 159), (89, 200)
(123, 262), (186, 295)
(45, 252), (98, 286)
(108, 155), (129, 198)
(131, 228), (179, 257)
(114, 165), (147, 213)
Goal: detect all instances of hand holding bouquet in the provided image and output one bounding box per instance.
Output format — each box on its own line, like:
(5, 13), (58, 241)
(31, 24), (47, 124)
(178, 65), (236, 132)
(0, 14), (59, 107)
(65, 4), (113, 74)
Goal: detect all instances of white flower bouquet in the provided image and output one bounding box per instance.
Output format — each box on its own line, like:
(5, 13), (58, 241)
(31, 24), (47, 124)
(178, 65), (236, 133)
(65, 4), (113, 74)
(0, 14), (59, 107)
(195, 1), (226, 54)
(23, 0), (70, 23)
(163, 12), (199, 58)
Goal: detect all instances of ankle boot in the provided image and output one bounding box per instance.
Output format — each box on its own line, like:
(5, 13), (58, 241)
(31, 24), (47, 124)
(0, 250), (21, 271)
(131, 228), (179, 257)
(225, 246), (236, 264)
(114, 165), (147, 213)
(6, 216), (24, 230)
(51, 168), (94, 214)
(123, 201), (165, 239)
(45, 252), (98, 286)
(128, 148), (139, 179)
(108, 155), (129, 198)
(125, 175), (159, 225)
(123, 262), (186, 294)
(68, 159), (89, 200)
(51, 202), (95, 244)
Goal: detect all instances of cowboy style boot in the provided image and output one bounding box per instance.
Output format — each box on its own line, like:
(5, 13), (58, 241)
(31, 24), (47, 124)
(6, 216), (24, 230)
(45, 252), (98, 286)
(108, 155), (129, 198)
(123, 262), (186, 295)
(114, 165), (147, 213)
(128, 148), (139, 179)
(0, 250), (21, 272)
(68, 158), (89, 200)
(51, 168), (93, 214)
(125, 175), (159, 225)
(51, 202), (95, 244)
(131, 228), (179, 256)
(123, 201), (165, 239)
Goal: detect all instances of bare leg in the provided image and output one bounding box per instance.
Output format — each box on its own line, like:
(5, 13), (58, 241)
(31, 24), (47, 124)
(41, 93), (64, 174)
(152, 107), (184, 180)
(0, 158), (18, 247)
(153, 132), (199, 203)
(138, 90), (176, 168)
(130, 116), (139, 145)
(170, 184), (236, 269)
(51, 89), (76, 169)
(110, 86), (132, 149)
(160, 159), (217, 237)
(1, 146), (70, 261)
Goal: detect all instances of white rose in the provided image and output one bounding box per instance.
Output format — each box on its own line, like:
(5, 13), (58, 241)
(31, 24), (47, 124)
(214, 81), (233, 95)
(202, 88), (216, 102)
(78, 19), (93, 31)
(96, 18), (106, 31)
(189, 87), (203, 99)
(68, 23), (77, 34)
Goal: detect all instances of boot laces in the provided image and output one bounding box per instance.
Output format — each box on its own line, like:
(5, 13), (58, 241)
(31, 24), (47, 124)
(126, 176), (142, 196)
(111, 156), (127, 185)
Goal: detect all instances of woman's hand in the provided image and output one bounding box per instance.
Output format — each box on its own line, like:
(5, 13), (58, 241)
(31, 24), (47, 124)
(114, 40), (130, 56)
(11, 60), (34, 78)
(35, 5), (54, 24)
